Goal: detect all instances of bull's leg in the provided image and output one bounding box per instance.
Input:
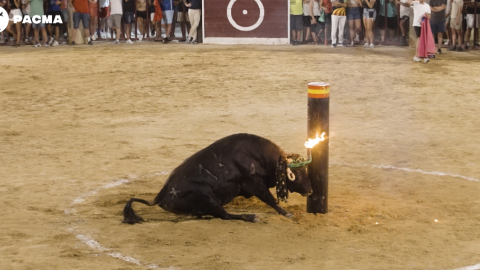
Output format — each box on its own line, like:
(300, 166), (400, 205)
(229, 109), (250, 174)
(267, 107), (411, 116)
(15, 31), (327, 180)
(206, 206), (259, 223)
(243, 177), (293, 218)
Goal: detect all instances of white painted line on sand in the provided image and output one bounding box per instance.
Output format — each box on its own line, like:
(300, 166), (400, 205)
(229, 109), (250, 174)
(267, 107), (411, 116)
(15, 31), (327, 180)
(331, 162), (479, 182)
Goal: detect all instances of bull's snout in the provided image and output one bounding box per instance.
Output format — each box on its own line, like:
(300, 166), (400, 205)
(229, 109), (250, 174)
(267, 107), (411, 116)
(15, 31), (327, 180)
(302, 190), (313, 197)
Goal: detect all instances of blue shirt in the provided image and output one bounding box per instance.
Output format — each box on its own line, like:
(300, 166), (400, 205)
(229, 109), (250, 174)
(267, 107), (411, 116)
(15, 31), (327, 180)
(48, 0), (61, 11)
(161, 0), (173, 11)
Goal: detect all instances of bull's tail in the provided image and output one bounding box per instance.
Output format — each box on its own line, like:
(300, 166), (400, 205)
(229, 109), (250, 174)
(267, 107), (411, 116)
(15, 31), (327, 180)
(122, 196), (160, 224)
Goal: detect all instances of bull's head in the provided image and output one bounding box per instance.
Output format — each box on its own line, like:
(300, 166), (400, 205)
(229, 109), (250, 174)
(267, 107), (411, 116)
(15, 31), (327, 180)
(275, 154), (313, 203)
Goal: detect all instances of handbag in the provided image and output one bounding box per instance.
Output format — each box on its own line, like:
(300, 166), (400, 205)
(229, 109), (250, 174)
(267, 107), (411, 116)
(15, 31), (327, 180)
(318, 9), (325, 22)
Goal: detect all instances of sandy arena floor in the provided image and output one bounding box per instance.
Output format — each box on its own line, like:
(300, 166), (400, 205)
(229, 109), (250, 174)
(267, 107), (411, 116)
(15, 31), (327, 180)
(1, 43), (480, 270)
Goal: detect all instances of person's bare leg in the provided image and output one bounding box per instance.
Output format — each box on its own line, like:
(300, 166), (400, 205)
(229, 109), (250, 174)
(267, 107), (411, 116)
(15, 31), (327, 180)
(34, 28), (39, 44)
(349, 20), (355, 43)
(41, 28), (48, 45)
(138, 18), (144, 38)
(166, 23), (172, 38)
(437, 32), (443, 50)
(355, 19), (361, 41)
(25, 24), (31, 42)
(126, 24), (131, 40)
(90, 16), (97, 37)
(6, 21), (17, 45)
(305, 27), (311, 42)
(368, 20), (374, 44)
(72, 28), (78, 43)
(84, 28), (91, 41)
(55, 26), (60, 41)
(380, 29), (385, 42)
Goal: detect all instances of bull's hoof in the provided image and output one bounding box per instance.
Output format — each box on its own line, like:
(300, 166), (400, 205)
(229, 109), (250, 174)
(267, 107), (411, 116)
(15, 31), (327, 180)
(284, 213), (294, 218)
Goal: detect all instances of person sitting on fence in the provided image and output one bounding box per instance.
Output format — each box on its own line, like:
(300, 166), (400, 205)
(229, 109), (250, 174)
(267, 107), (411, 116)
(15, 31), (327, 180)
(408, 0), (431, 62)
(429, 0), (447, 54)
(123, 0), (135, 44)
(69, 0), (94, 45)
(30, 0), (50, 47)
(160, 0), (174, 42)
(464, 0), (480, 49)
(397, 0), (410, 45)
(447, 0), (463, 51)
(330, 0), (347, 48)
(136, 0), (147, 42)
(47, 0), (63, 46)
(6, 0), (22, 46)
(362, 0), (377, 48)
(378, 0), (398, 43)
(108, 0), (122, 44)
(347, 0), (362, 46)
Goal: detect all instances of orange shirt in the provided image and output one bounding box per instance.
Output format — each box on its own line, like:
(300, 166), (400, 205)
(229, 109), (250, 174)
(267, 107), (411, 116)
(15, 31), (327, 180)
(73, 0), (89, 13)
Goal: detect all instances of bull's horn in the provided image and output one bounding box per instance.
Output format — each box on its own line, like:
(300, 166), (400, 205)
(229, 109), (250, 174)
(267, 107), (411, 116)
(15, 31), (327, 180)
(286, 168), (295, 181)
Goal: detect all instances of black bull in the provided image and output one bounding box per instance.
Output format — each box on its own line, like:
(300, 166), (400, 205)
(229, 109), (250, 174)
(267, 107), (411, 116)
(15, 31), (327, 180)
(123, 133), (313, 223)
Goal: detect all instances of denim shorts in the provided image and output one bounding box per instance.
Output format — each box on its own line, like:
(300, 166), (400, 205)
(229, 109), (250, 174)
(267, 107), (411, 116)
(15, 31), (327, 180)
(73, 12), (90, 29)
(347, 7), (361, 21)
(124, 12), (134, 24)
(363, 8), (376, 21)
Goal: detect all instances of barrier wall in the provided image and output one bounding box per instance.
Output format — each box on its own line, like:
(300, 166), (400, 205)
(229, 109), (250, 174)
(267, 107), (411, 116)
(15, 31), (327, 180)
(202, 0), (289, 45)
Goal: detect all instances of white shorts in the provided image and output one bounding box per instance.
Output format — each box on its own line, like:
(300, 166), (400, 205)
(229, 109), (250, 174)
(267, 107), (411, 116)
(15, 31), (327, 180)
(161, 10), (174, 24)
(466, 14), (479, 28)
(9, 9), (22, 22)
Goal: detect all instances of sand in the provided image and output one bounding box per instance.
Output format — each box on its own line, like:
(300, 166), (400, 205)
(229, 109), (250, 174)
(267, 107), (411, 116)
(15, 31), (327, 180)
(1, 43), (480, 270)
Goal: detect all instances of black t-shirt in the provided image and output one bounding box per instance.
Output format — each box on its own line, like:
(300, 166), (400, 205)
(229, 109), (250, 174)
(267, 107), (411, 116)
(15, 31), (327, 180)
(10, 0), (19, 9)
(187, 0), (201, 9)
(430, 0), (447, 23)
(466, 0), (480, 14)
(123, 0), (135, 12)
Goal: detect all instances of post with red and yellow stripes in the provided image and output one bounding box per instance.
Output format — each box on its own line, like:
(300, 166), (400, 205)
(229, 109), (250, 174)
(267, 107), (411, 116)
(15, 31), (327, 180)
(306, 82), (330, 214)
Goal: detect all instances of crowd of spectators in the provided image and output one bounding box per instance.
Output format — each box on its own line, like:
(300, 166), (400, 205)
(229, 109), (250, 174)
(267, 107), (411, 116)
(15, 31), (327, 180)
(0, 0), (201, 46)
(0, 0), (478, 51)
(290, 0), (479, 51)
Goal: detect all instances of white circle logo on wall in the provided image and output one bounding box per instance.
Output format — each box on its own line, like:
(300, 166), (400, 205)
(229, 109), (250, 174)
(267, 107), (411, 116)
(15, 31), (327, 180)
(227, 0), (264, 31)
(0, 7), (9, 33)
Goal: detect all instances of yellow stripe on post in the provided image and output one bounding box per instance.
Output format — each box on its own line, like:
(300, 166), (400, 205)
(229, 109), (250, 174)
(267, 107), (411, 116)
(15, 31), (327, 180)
(308, 82), (330, 98)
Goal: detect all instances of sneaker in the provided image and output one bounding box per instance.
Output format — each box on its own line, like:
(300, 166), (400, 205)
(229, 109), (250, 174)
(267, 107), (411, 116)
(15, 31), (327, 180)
(44, 43), (50, 48)
(126, 39), (134, 44)
(354, 35), (359, 42)
(186, 37), (192, 44)
(456, 46), (463, 51)
(48, 36), (54, 45)
(70, 41), (75, 45)
(337, 43), (344, 47)
(350, 41), (354, 46)
(465, 42), (470, 49)
(138, 36), (143, 42)
(88, 40), (93, 45)
(437, 48), (442, 54)
(413, 56), (421, 62)
(52, 40), (59, 46)
(331, 43), (336, 48)
(110, 40), (120, 44)
(363, 43), (369, 48)
(91, 33), (98, 41)
(424, 58), (430, 63)
(447, 45), (456, 51)
(443, 40), (449, 45)
(191, 40), (198, 44)
(33, 43), (41, 48)
(369, 43), (374, 48)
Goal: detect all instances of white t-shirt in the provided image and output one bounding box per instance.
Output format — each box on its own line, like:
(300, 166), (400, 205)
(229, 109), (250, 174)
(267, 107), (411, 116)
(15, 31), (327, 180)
(400, 0), (409, 17)
(411, 1), (431, 26)
(110, 0), (122, 14)
(446, 0), (452, 14)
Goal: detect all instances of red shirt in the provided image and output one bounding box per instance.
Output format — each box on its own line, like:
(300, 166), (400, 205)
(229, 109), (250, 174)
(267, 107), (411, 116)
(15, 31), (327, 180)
(73, 0), (89, 13)
(323, 0), (332, 13)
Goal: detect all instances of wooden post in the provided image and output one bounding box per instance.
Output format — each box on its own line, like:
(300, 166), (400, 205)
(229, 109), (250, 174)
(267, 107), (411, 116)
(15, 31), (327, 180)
(306, 82), (330, 214)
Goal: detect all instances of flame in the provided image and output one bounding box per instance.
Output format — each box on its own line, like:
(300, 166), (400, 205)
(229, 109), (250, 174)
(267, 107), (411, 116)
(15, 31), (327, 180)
(304, 132), (325, 148)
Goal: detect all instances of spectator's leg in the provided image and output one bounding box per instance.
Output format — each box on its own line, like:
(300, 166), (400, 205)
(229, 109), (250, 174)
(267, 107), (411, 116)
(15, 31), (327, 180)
(338, 16), (346, 45)
(354, 18), (361, 42)
(41, 27), (48, 46)
(437, 32), (443, 51)
(138, 17), (144, 39)
(25, 23), (31, 42)
(55, 26), (60, 42)
(451, 28), (457, 46)
(331, 15), (338, 45)
(349, 19), (355, 43)
(34, 28), (40, 45)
